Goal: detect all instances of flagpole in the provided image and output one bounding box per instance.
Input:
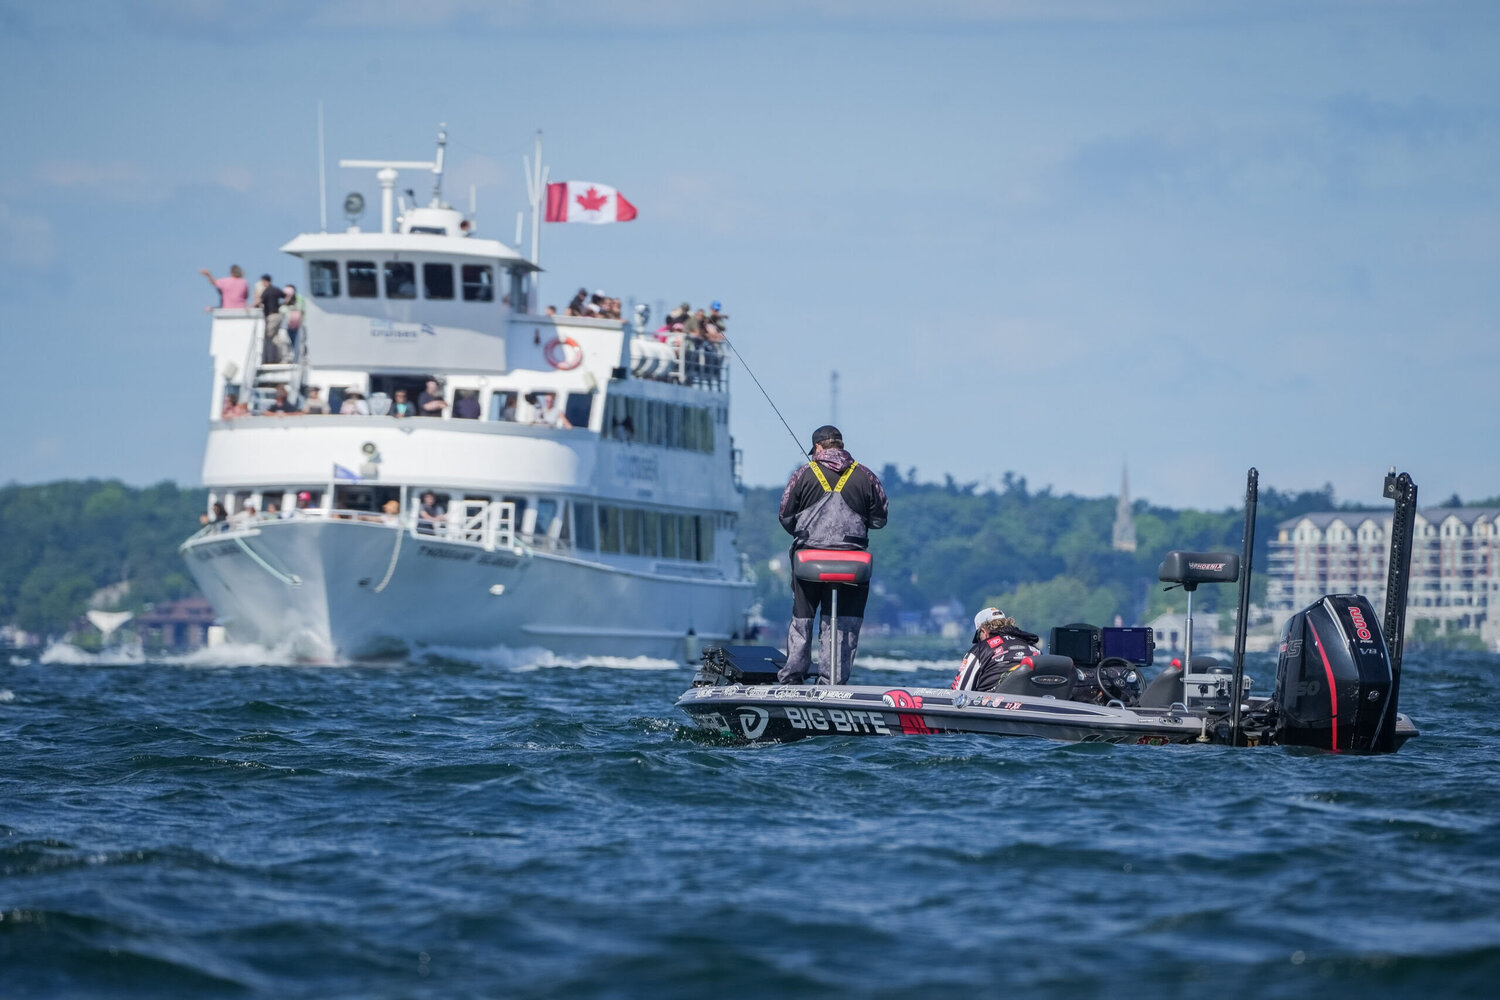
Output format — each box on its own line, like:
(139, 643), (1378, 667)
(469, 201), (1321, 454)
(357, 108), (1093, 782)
(530, 131), (543, 265)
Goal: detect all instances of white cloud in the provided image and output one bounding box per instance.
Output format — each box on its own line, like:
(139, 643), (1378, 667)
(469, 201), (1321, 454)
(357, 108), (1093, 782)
(213, 164), (254, 192)
(31, 159), (260, 202)
(34, 159), (172, 203)
(446, 154), (507, 196)
(0, 202), (59, 268)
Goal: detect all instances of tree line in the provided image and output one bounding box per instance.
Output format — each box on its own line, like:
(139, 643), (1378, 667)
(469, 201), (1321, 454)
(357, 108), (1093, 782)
(0, 474), (1399, 639)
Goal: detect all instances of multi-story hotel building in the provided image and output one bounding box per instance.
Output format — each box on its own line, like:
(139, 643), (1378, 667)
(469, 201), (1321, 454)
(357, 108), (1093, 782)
(1267, 507), (1500, 650)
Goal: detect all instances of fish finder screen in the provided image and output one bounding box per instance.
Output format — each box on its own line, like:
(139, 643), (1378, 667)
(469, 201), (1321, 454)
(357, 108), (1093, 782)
(1101, 627), (1154, 666)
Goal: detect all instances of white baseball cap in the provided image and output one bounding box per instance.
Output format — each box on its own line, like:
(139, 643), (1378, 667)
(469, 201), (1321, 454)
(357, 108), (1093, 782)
(973, 607), (1006, 630)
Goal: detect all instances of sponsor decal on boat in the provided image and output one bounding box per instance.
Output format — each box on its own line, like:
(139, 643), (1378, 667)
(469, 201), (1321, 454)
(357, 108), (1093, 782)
(737, 707), (770, 739)
(881, 690), (933, 735)
(785, 706), (890, 735)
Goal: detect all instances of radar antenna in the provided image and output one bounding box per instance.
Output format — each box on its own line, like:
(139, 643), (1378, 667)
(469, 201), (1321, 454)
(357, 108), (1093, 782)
(338, 123), (447, 234)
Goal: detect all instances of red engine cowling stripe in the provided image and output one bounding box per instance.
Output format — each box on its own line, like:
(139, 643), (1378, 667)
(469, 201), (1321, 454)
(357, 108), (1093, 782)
(1308, 620), (1339, 752)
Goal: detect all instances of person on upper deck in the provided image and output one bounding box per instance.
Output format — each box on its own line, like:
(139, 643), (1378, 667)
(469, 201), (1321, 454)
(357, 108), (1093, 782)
(266, 386), (299, 415)
(339, 390), (369, 415)
(453, 390), (481, 420)
(200, 265), (247, 309)
(532, 393), (572, 428)
(418, 380), (447, 417)
(253, 276), (285, 364)
(302, 387), (328, 414)
(776, 425), (889, 685)
(951, 608), (1042, 692)
(391, 389), (415, 418)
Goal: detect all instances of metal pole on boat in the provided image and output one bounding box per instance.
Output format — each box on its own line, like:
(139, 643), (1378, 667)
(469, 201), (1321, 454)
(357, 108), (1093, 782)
(1182, 587), (1194, 688)
(527, 131), (544, 265)
(829, 586), (839, 686)
(1379, 469), (1418, 752)
(317, 100), (328, 232)
(1229, 467), (1258, 746)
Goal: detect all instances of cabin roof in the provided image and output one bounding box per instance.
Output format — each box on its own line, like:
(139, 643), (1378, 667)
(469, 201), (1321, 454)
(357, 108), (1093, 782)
(280, 232), (540, 271)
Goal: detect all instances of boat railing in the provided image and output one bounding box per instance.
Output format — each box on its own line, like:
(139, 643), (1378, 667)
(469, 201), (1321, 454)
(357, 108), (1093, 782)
(628, 331), (729, 392)
(185, 501), (527, 555)
(409, 499), (521, 553)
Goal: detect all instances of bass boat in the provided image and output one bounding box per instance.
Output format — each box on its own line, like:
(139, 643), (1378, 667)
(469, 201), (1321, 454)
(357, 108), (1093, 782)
(678, 468), (1421, 753)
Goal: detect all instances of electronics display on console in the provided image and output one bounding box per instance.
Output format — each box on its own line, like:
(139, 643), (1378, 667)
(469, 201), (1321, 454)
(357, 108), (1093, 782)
(1101, 626), (1155, 666)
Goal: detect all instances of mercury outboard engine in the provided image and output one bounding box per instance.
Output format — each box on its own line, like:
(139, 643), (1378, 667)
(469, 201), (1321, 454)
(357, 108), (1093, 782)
(1272, 595), (1395, 752)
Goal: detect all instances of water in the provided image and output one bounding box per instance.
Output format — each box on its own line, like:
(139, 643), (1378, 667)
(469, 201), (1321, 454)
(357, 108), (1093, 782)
(3, 646), (1499, 998)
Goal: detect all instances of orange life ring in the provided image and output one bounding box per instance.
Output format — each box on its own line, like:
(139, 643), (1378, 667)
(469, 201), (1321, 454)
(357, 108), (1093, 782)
(544, 335), (583, 370)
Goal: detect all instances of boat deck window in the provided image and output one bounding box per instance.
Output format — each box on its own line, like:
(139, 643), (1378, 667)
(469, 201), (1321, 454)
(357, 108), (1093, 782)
(564, 390), (595, 429)
(462, 264), (493, 302)
(384, 261), (416, 299)
(348, 261), (378, 298)
(424, 262), (454, 300)
(573, 502), (596, 551)
(490, 391), (519, 422)
(310, 260), (340, 297)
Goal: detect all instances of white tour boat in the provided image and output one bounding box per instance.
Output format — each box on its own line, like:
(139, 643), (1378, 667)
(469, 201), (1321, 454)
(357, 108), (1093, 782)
(181, 129), (755, 661)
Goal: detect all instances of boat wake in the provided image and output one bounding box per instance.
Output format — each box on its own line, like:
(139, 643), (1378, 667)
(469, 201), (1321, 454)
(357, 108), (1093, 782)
(417, 642), (683, 672)
(36, 639), (307, 668)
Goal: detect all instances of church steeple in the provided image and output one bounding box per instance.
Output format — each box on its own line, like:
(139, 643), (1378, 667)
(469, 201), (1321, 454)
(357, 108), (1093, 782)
(1113, 464), (1137, 552)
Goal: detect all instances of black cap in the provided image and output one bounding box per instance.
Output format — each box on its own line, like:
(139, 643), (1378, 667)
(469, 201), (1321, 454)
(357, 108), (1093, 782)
(808, 424), (842, 456)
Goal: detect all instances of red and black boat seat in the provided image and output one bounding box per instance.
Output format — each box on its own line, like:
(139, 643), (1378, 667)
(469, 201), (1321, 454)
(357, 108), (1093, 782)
(792, 549), (873, 585)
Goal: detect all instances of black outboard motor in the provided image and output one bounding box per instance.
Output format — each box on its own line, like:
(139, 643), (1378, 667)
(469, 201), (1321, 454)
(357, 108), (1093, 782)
(1272, 595), (1396, 752)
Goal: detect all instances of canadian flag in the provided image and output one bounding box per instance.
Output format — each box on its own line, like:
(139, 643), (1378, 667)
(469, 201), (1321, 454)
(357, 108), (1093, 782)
(545, 181), (638, 224)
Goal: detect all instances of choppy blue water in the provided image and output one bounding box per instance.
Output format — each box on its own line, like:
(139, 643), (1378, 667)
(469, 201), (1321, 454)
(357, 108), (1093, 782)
(3, 646), (1499, 999)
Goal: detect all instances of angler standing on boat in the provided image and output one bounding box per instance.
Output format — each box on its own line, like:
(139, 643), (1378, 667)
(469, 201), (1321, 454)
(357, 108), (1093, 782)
(777, 425), (888, 684)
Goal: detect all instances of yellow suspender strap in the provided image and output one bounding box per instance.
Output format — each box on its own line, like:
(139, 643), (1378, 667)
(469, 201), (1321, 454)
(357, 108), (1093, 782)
(809, 461), (859, 493)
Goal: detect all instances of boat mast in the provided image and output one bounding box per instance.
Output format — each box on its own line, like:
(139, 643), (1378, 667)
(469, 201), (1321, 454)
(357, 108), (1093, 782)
(317, 100), (327, 232)
(523, 130), (549, 308)
(430, 124), (447, 206)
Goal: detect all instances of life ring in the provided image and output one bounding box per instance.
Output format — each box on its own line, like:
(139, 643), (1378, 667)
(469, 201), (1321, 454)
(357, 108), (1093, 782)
(544, 335), (583, 370)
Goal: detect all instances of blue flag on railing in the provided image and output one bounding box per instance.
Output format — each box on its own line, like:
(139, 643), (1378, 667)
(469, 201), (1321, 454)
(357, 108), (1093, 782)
(333, 464), (361, 481)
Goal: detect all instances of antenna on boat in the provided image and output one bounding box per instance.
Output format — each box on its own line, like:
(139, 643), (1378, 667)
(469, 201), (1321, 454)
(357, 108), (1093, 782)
(523, 131), (549, 265)
(317, 100), (328, 232)
(1229, 467), (1258, 746)
(431, 123), (447, 205)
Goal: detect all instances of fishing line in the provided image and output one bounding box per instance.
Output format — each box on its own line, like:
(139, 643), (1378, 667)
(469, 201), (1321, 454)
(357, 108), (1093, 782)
(717, 332), (809, 462)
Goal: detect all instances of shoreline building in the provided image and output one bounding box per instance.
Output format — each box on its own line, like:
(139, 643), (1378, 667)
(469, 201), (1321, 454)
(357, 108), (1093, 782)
(1267, 507), (1500, 650)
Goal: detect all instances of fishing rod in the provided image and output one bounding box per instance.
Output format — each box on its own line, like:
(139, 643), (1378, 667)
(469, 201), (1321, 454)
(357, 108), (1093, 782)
(717, 331), (812, 463)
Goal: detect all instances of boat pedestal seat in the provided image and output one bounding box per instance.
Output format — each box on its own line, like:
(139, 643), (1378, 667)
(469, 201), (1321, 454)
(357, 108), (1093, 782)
(995, 654), (1076, 700)
(1139, 656), (1228, 708)
(791, 549), (873, 585)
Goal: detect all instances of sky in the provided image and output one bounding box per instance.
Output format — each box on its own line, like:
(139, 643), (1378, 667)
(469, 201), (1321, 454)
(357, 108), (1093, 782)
(0, 0), (1496, 510)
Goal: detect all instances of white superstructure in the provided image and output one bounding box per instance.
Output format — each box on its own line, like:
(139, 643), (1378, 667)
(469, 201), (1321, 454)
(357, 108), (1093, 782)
(182, 129), (753, 661)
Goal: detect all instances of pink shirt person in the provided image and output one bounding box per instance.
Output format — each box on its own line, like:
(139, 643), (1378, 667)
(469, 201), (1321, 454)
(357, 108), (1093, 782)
(200, 266), (248, 308)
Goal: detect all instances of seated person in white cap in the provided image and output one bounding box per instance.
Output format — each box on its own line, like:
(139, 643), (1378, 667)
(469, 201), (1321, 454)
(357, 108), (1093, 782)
(951, 608), (1042, 691)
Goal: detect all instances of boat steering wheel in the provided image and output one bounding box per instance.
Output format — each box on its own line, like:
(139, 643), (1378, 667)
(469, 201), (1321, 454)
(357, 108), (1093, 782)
(1096, 657), (1143, 705)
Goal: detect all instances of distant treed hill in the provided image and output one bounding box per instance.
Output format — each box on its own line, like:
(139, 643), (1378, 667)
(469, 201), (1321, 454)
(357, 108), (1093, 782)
(0, 475), (1359, 639)
(0, 481), (206, 635)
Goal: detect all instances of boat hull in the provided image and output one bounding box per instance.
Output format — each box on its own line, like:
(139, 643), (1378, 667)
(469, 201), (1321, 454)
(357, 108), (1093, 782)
(183, 519), (752, 661)
(677, 683), (1419, 748)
